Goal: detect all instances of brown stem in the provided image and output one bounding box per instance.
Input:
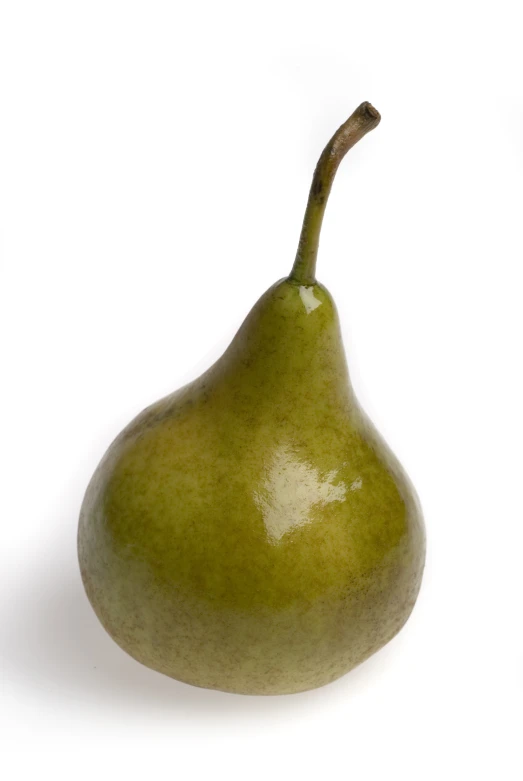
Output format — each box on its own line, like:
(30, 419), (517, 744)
(289, 102), (381, 285)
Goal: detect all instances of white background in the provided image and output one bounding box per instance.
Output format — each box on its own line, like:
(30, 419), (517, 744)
(1, 1), (522, 778)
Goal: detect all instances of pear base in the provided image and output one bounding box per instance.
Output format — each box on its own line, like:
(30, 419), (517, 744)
(79, 553), (423, 696)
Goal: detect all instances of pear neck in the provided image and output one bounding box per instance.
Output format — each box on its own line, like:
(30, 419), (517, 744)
(289, 102), (380, 286)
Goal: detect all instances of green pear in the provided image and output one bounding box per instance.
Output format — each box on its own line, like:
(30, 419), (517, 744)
(78, 102), (425, 695)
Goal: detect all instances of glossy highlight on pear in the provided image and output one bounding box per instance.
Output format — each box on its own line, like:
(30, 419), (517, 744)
(78, 102), (426, 695)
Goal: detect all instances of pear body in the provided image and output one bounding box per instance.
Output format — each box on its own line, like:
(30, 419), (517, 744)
(78, 279), (425, 695)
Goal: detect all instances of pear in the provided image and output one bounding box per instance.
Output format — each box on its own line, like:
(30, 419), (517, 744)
(78, 102), (425, 695)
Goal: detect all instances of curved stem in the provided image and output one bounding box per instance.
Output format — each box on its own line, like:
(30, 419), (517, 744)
(289, 102), (381, 286)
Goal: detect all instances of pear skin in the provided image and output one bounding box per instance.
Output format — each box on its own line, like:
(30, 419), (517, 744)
(78, 103), (425, 695)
